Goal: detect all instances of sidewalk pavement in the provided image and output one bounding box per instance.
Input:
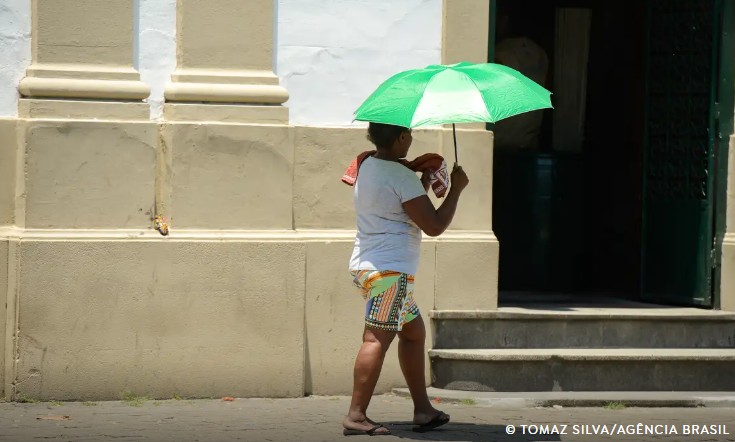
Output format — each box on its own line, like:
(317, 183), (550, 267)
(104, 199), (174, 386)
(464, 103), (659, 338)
(1, 394), (734, 442)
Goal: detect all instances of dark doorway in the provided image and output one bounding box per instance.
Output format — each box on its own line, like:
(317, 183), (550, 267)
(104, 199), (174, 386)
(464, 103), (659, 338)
(491, 0), (729, 306)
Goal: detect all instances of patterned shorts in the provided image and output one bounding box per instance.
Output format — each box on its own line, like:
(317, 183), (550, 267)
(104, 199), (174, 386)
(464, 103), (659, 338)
(350, 270), (420, 332)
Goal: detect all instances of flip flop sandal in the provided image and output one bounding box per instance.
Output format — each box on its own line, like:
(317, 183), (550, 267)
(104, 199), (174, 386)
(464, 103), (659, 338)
(343, 424), (391, 436)
(412, 411), (450, 433)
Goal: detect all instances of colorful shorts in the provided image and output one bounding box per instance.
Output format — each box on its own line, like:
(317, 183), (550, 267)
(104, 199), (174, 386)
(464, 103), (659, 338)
(350, 270), (420, 332)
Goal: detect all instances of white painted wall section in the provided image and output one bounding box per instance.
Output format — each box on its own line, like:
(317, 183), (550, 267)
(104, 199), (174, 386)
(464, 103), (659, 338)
(137, 0), (177, 120)
(0, 0), (31, 117)
(1, 0), (440, 124)
(277, 0), (442, 127)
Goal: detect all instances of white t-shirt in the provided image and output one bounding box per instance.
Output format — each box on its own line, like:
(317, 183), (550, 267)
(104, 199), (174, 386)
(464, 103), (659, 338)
(349, 156), (426, 276)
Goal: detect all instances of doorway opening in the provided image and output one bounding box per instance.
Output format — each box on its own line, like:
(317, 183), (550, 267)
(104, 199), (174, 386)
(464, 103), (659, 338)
(491, 0), (730, 307)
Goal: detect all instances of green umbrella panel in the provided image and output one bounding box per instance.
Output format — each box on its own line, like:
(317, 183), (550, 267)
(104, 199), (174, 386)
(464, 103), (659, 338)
(353, 62), (553, 162)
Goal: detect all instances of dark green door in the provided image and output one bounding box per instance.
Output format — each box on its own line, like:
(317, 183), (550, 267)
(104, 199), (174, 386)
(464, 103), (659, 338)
(642, 0), (722, 306)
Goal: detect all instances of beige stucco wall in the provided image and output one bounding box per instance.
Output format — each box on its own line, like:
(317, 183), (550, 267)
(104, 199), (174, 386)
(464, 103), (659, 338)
(14, 239), (306, 400)
(441, 129), (494, 230)
(0, 120), (17, 226)
(2, 0), (499, 401)
(1, 238), (18, 400)
(0, 119), (17, 398)
(32, 0), (133, 68)
(0, 239), (7, 396)
(8, 232), (497, 401)
(721, 136), (735, 311)
(442, 0), (490, 64)
(724, 239), (735, 311)
(175, 0), (273, 71)
(23, 121), (156, 229)
(3, 119), (498, 401)
(163, 123), (293, 229)
(435, 238), (499, 310)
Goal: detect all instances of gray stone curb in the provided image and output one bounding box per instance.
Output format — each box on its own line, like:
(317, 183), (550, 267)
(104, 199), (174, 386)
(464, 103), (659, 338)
(392, 388), (735, 408)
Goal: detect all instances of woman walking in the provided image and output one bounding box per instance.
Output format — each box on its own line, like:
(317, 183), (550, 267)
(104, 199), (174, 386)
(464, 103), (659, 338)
(343, 122), (469, 436)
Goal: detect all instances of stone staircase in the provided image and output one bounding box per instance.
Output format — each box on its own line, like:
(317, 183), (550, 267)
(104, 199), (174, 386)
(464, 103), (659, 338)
(429, 304), (735, 391)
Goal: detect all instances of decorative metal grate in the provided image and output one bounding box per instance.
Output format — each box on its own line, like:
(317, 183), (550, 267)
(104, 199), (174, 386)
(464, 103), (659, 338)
(646, 0), (715, 201)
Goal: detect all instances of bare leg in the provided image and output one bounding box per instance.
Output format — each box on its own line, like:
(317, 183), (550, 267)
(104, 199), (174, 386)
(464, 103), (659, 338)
(397, 315), (443, 424)
(343, 326), (395, 433)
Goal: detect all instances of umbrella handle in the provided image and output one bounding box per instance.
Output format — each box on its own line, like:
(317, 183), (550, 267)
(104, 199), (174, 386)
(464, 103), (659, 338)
(452, 123), (458, 164)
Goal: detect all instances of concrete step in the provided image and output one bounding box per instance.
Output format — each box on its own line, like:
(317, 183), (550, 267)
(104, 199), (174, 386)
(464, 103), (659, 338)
(430, 309), (735, 349)
(430, 348), (735, 392)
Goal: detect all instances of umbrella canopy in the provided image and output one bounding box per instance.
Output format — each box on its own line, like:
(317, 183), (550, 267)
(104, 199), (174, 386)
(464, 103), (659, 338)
(354, 62), (552, 128)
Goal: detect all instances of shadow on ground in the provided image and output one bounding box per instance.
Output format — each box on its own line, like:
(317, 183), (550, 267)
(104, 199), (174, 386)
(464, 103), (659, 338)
(383, 421), (562, 441)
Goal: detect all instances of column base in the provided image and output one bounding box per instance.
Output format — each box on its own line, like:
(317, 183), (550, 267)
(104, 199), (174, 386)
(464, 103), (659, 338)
(164, 83), (289, 104)
(164, 69), (289, 104)
(164, 103), (288, 124)
(19, 99), (150, 121)
(19, 75), (149, 101)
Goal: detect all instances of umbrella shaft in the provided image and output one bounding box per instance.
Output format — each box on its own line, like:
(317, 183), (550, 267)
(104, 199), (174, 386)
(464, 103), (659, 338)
(452, 123), (458, 164)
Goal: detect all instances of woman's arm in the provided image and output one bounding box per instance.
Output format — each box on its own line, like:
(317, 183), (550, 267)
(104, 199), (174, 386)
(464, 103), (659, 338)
(403, 164), (469, 237)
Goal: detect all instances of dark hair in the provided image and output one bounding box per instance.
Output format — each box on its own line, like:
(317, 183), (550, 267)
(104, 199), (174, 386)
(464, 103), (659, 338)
(367, 122), (408, 150)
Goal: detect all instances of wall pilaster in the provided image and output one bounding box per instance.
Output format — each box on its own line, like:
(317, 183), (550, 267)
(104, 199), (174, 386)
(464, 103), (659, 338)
(442, 0), (490, 65)
(17, 0), (150, 119)
(164, 0), (288, 123)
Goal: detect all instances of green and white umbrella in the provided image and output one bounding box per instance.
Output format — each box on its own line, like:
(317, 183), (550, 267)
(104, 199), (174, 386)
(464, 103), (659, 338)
(354, 62), (553, 162)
